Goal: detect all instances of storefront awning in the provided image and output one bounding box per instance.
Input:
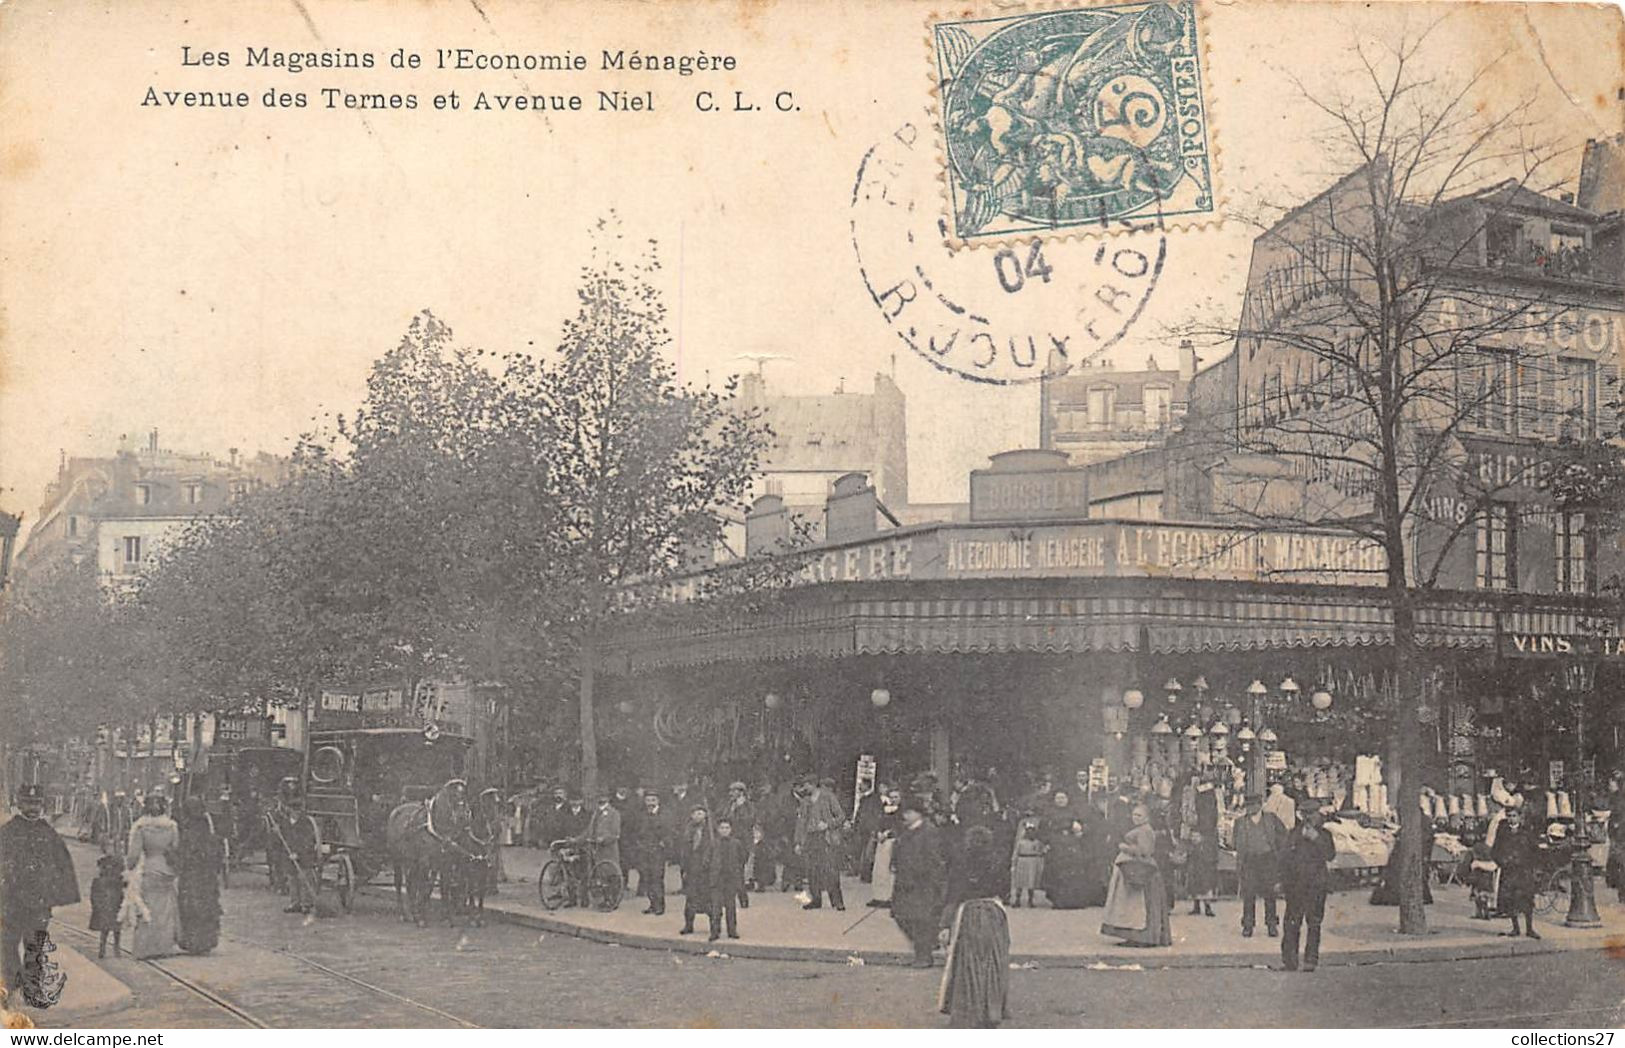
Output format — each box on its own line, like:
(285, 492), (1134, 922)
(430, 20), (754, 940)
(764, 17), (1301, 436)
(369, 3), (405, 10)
(604, 582), (1532, 675)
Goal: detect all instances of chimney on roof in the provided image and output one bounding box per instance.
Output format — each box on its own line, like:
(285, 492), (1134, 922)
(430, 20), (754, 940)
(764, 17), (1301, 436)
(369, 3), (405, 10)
(1146, 354), (1157, 371)
(229, 447), (239, 468)
(745, 494), (790, 556)
(1178, 339), (1199, 381)
(148, 429), (159, 453)
(824, 472), (879, 542)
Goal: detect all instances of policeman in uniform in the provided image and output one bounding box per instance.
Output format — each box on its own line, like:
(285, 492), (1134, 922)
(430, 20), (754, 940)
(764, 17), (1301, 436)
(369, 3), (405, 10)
(0, 785), (80, 998)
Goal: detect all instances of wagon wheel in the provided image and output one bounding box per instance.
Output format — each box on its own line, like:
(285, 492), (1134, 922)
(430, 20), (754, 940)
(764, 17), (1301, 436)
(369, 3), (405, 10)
(538, 860), (570, 911)
(588, 861), (624, 912)
(335, 853), (357, 912)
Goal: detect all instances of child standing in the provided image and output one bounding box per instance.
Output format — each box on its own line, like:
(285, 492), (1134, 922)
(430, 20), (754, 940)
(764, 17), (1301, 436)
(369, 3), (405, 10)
(89, 850), (125, 958)
(712, 818), (749, 940)
(1009, 819), (1046, 908)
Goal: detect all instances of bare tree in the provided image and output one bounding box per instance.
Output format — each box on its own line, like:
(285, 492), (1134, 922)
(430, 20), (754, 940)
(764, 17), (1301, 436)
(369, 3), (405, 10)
(1182, 22), (1615, 933)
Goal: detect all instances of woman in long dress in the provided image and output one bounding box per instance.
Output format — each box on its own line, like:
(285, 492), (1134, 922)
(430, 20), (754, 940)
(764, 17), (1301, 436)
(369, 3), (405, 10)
(1100, 802), (1172, 947)
(1039, 820), (1093, 909)
(124, 795), (181, 959)
(176, 799), (223, 954)
(868, 790), (902, 906)
(938, 825), (1010, 1028)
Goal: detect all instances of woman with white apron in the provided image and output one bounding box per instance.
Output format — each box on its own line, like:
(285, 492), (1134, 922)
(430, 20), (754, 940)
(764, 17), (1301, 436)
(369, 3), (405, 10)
(868, 789), (902, 906)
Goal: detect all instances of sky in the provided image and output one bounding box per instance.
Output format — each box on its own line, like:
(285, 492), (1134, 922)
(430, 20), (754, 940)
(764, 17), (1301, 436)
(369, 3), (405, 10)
(1, 0), (1620, 533)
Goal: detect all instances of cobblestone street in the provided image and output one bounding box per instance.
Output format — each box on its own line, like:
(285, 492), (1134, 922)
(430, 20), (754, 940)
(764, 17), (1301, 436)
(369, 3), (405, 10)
(19, 842), (1623, 1029)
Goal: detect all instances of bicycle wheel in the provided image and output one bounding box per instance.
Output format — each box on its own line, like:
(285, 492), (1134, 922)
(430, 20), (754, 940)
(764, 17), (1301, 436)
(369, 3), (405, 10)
(588, 861), (624, 912)
(538, 860), (570, 911)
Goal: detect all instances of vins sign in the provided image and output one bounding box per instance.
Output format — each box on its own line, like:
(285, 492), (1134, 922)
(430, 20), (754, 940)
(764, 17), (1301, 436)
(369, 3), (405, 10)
(1500, 633), (1625, 658)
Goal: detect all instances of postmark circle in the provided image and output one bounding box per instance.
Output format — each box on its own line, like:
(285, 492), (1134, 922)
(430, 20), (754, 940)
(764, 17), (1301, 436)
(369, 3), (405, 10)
(850, 119), (1166, 386)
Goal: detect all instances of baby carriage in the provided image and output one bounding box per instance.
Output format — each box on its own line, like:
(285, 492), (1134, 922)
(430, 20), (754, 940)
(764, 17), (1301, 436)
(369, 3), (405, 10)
(1465, 840), (1499, 919)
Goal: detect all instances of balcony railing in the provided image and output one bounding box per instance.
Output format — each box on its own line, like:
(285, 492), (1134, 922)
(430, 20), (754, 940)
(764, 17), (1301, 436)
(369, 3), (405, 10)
(1479, 242), (1622, 288)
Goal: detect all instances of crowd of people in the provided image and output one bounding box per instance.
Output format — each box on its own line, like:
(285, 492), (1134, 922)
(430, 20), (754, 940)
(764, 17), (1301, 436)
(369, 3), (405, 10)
(501, 763), (1349, 1008)
(7, 758), (1616, 1021)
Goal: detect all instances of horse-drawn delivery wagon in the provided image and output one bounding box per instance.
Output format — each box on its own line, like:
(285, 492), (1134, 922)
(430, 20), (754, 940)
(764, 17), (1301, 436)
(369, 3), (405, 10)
(298, 725), (474, 911)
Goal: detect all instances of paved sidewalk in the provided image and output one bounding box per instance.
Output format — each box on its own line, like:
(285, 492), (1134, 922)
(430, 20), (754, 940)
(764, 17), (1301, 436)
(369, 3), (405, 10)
(484, 843), (1625, 969)
(1, 937), (133, 1028)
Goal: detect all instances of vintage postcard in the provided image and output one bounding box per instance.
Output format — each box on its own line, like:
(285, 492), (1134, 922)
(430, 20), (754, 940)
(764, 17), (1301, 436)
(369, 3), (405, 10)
(1, 0), (1623, 1034)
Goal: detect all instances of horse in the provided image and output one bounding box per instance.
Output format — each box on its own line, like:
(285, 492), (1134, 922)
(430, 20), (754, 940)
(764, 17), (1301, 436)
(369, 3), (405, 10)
(459, 787), (504, 926)
(385, 779), (474, 927)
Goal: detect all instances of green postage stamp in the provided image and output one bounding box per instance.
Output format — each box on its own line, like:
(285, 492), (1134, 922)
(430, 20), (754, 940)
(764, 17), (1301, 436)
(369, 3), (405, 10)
(932, 2), (1216, 244)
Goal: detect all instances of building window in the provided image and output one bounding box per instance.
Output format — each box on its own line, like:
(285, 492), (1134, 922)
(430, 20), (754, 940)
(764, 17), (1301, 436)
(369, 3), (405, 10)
(1557, 511), (1592, 594)
(67, 515), (78, 537)
(122, 536), (143, 567)
(1557, 357), (1598, 438)
(1143, 385), (1172, 429)
(136, 484), (153, 506)
(1486, 219), (1521, 268)
(1475, 503), (1515, 590)
(1467, 349), (1518, 434)
(229, 480), (250, 500)
(1087, 387), (1116, 429)
(184, 482), (204, 505)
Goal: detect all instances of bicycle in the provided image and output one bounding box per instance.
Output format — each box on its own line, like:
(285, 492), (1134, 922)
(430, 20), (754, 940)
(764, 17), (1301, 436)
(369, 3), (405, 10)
(537, 838), (624, 912)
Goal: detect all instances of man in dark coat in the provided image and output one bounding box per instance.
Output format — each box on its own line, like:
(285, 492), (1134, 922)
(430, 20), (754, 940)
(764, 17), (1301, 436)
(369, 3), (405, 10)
(536, 786), (569, 848)
(891, 801), (948, 967)
(1, 785), (81, 998)
(559, 795), (589, 839)
(796, 777), (848, 910)
(1279, 804), (1337, 972)
(718, 782), (756, 907)
(678, 805), (719, 937)
(1491, 804), (1542, 939)
(631, 792), (671, 915)
(1232, 794), (1285, 937)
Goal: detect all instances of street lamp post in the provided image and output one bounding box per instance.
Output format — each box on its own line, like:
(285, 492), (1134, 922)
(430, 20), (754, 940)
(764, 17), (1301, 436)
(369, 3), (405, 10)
(1564, 657), (1602, 928)
(1246, 679), (1268, 795)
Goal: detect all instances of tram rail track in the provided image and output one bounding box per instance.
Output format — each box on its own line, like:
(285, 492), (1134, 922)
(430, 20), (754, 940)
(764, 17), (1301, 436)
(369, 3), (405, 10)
(53, 923), (264, 1029)
(56, 917), (483, 1029)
